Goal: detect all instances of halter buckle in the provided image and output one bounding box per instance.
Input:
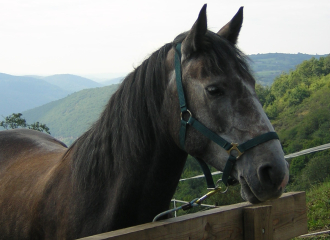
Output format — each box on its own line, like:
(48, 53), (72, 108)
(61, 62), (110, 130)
(226, 143), (244, 159)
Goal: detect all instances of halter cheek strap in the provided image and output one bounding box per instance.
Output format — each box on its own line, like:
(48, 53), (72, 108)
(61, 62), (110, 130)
(174, 43), (279, 188)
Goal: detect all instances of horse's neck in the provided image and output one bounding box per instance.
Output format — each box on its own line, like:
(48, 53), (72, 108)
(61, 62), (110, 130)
(69, 122), (187, 232)
(104, 136), (187, 229)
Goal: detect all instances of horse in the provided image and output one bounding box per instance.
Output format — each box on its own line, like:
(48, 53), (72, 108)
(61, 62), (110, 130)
(0, 5), (289, 240)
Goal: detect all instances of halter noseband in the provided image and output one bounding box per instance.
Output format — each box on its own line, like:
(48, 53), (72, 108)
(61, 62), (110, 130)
(174, 43), (279, 188)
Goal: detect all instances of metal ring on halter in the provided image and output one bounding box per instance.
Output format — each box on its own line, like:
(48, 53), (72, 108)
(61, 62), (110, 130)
(215, 179), (229, 193)
(180, 109), (192, 122)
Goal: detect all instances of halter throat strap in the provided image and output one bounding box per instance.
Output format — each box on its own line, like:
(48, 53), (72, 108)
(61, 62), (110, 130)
(174, 43), (279, 187)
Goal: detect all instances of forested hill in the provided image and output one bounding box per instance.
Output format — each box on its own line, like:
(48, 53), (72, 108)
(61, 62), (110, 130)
(249, 53), (327, 85)
(0, 73), (104, 116)
(256, 55), (330, 186)
(23, 84), (119, 145)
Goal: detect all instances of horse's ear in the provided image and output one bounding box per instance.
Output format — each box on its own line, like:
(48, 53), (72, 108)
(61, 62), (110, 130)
(217, 7), (243, 44)
(182, 4), (207, 54)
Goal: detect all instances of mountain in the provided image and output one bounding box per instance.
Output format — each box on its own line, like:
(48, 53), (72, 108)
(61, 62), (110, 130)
(249, 53), (328, 85)
(42, 74), (103, 92)
(23, 84), (119, 145)
(100, 77), (124, 86)
(0, 73), (108, 117)
(0, 73), (69, 116)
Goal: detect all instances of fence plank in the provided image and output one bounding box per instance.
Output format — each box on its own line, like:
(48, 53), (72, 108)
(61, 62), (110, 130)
(260, 193), (295, 240)
(258, 191), (308, 240)
(292, 191), (308, 237)
(244, 205), (273, 240)
(79, 192), (307, 240)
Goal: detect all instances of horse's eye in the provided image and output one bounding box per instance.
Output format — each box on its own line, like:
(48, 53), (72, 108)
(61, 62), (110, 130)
(206, 86), (223, 97)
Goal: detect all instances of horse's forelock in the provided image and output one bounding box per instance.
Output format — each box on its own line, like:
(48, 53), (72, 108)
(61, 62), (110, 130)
(175, 31), (254, 83)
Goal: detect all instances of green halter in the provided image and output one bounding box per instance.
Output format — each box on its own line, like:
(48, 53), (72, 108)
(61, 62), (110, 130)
(174, 43), (279, 188)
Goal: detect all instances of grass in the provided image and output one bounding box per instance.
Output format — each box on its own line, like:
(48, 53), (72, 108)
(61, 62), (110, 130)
(306, 181), (330, 231)
(291, 180), (330, 239)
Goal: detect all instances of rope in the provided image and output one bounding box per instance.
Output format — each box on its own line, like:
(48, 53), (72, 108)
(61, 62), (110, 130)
(179, 171), (222, 181)
(153, 198), (199, 222)
(179, 142), (330, 182)
(285, 143), (330, 159)
(153, 187), (224, 222)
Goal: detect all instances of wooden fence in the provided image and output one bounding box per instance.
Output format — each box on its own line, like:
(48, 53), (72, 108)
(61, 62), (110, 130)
(79, 192), (307, 240)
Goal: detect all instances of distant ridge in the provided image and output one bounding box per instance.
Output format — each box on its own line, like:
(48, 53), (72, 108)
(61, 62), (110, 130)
(42, 74), (102, 92)
(249, 53), (328, 85)
(0, 73), (69, 116)
(0, 73), (108, 116)
(101, 77), (124, 86)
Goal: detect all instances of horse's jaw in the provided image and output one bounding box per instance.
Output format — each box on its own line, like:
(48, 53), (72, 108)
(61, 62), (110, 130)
(239, 175), (288, 204)
(235, 149), (289, 204)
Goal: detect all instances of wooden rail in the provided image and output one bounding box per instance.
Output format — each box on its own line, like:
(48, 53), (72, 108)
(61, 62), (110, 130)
(79, 192), (307, 240)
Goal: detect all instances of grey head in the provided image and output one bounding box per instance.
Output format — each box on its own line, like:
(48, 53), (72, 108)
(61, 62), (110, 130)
(164, 5), (289, 203)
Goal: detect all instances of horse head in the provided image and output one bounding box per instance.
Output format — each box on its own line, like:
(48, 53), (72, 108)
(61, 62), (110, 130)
(164, 5), (289, 203)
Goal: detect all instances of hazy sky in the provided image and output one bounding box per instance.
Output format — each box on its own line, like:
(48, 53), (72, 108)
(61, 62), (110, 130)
(1, 0), (329, 79)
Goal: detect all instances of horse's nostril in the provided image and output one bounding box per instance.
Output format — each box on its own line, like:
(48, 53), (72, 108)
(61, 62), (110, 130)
(258, 165), (273, 185)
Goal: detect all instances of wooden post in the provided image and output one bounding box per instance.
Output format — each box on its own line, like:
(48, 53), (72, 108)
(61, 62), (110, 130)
(244, 205), (273, 240)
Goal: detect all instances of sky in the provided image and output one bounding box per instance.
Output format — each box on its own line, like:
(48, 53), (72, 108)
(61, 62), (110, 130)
(0, 0), (329, 80)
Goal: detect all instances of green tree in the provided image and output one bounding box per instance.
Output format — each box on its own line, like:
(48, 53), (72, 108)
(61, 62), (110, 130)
(28, 122), (51, 134)
(0, 113), (50, 134)
(0, 113), (27, 129)
(287, 84), (310, 106)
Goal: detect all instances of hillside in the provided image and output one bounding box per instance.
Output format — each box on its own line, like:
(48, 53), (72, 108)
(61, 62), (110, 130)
(23, 84), (119, 145)
(249, 53), (327, 85)
(255, 55), (330, 188)
(42, 74), (103, 92)
(0, 73), (110, 117)
(0, 73), (69, 116)
(258, 55), (330, 152)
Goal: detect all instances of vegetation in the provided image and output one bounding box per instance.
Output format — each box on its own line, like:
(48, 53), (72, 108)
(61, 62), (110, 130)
(23, 84), (119, 145)
(249, 53), (327, 86)
(256, 55), (330, 180)
(306, 181), (330, 231)
(256, 55), (330, 235)
(0, 113), (50, 134)
(172, 156), (243, 216)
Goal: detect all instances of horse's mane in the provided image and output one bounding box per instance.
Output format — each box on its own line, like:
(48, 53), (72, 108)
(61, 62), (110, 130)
(70, 31), (253, 189)
(70, 43), (173, 189)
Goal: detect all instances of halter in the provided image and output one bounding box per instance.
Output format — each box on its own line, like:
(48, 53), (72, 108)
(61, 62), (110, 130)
(174, 43), (279, 188)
